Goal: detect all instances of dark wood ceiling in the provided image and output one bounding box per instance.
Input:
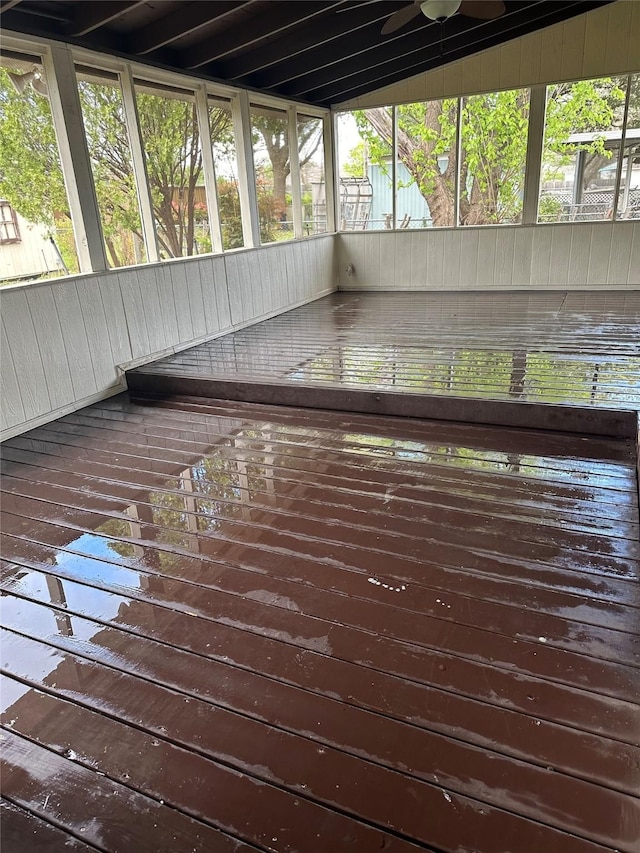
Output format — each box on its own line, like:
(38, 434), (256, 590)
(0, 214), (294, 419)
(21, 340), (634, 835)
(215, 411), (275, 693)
(0, 0), (614, 107)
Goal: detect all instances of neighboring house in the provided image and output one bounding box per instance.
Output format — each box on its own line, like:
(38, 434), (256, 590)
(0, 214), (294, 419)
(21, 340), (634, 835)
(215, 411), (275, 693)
(0, 200), (66, 282)
(340, 162), (435, 231)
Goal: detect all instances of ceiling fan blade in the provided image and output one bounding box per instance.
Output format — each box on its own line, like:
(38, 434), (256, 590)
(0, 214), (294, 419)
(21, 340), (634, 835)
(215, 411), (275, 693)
(381, 1), (421, 35)
(459, 0), (506, 20)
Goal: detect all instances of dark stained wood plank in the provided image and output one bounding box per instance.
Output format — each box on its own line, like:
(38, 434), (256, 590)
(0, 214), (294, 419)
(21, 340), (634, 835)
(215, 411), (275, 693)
(183, 1), (343, 68)
(130, 0), (251, 55)
(1, 730), (261, 852)
(0, 1), (616, 105)
(2, 375), (639, 853)
(3, 492), (640, 673)
(2, 654), (639, 852)
(127, 292), (640, 436)
(3, 623), (638, 801)
(0, 799), (99, 853)
(4, 563), (639, 735)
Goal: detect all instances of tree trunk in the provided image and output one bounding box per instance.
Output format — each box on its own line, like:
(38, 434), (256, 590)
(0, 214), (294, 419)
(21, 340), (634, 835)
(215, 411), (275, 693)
(361, 105), (457, 227)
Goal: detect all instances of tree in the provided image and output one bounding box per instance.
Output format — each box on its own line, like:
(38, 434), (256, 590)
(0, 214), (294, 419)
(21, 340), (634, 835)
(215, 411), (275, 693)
(0, 67), (78, 269)
(542, 77), (627, 193)
(0, 69), (235, 266)
(352, 77), (632, 226)
(343, 141), (366, 178)
(251, 115), (323, 220)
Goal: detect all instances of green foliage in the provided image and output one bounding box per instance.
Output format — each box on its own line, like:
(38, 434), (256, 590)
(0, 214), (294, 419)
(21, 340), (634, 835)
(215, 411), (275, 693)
(351, 78), (628, 226)
(251, 114), (322, 238)
(0, 67), (68, 227)
(343, 141), (366, 178)
(537, 193), (565, 222)
(460, 89), (530, 224)
(0, 71), (236, 267)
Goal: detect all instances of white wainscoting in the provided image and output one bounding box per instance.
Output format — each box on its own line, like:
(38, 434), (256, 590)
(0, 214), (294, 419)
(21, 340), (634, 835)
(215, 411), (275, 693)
(336, 222), (640, 291)
(0, 235), (336, 440)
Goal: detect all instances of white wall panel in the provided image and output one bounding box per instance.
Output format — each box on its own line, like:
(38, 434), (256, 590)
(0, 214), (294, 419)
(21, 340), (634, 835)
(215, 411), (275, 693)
(336, 223), (640, 290)
(119, 268), (150, 361)
(24, 285), (75, 410)
(0, 290), (50, 422)
(51, 281), (97, 401)
(168, 262), (193, 343)
(1, 235), (335, 440)
(512, 229), (533, 286)
(96, 272), (132, 368)
(0, 316), (25, 431)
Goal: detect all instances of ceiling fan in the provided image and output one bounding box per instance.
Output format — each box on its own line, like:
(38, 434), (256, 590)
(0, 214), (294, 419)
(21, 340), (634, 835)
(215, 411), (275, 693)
(382, 0), (506, 35)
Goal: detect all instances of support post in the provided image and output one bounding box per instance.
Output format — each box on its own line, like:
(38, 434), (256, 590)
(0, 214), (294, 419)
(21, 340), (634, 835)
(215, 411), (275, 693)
(454, 96), (463, 225)
(323, 112), (336, 233)
(43, 45), (108, 272)
(288, 106), (303, 238)
(522, 85), (546, 225)
(613, 74), (631, 220)
(120, 66), (160, 262)
(391, 106), (397, 229)
(195, 86), (224, 253)
(232, 90), (261, 248)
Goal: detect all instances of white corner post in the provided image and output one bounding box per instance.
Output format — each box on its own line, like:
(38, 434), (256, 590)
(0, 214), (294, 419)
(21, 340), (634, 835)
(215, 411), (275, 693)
(454, 96), (463, 226)
(391, 106), (397, 229)
(120, 66), (160, 263)
(43, 45), (108, 273)
(288, 106), (303, 238)
(522, 85), (547, 225)
(195, 86), (224, 253)
(331, 111), (341, 231)
(323, 111), (336, 233)
(232, 90), (261, 248)
(612, 74), (631, 220)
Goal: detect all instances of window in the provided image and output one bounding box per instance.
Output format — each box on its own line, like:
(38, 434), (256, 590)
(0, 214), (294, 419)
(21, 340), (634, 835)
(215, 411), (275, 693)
(538, 77), (628, 222)
(208, 97), (243, 250)
(337, 108), (392, 230)
(459, 88), (531, 225)
(250, 104), (294, 244)
(135, 81), (212, 258)
(395, 99), (458, 228)
(0, 201), (20, 243)
(0, 56), (80, 279)
(297, 115), (326, 235)
(77, 67), (146, 268)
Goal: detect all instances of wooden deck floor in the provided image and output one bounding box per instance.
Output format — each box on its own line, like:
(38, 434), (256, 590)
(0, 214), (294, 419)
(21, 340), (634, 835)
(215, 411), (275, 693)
(2, 393), (640, 852)
(128, 291), (640, 435)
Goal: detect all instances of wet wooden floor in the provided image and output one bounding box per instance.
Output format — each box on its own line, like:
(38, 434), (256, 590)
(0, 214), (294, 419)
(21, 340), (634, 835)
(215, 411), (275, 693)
(129, 292), (640, 424)
(2, 392), (639, 852)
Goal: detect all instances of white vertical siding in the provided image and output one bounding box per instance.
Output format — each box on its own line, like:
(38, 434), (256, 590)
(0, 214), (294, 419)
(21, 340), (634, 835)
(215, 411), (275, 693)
(0, 235), (335, 440)
(338, 2), (640, 109)
(336, 223), (640, 290)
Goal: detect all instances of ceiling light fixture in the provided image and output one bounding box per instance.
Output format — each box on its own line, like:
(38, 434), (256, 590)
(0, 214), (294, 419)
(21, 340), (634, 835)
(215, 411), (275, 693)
(7, 68), (48, 97)
(419, 0), (462, 22)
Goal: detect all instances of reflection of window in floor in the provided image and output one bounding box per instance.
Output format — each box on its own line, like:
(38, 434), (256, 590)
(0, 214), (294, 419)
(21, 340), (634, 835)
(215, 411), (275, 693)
(45, 572), (73, 637)
(231, 434), (276, 520)
(125, 504), (147, 560)
(179, 469), (200, 534)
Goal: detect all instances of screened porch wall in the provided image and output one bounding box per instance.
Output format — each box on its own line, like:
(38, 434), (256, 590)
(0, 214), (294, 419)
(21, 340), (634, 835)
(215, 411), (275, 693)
(0, 235), (335, 441)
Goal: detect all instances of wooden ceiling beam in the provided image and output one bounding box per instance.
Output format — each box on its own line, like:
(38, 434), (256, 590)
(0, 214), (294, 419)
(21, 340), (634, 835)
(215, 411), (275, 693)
(277, 4), (525, 97)
(251, 16), (442, 90)
(130, 0), (250, 55)
(67, 1), (146, 37)
(211, 1), (402, 80)
(311, 0), (607, 104)
(0, 1), (24, 13)
(183, 1), (343, 69)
